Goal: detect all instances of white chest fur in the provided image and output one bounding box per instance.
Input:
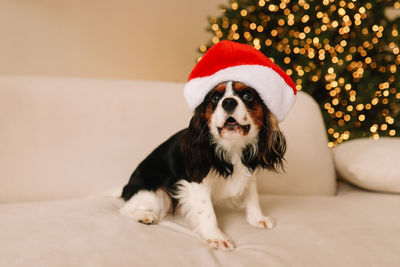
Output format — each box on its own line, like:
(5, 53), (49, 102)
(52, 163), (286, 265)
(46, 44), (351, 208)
(204, 154), (252, 206)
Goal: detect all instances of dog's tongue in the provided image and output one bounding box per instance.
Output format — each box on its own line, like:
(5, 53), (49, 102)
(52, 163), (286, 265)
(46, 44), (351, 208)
(225, 117), (239, 130)
(226, 124), (239, 130)
(225, 117), (237, 124)
(220, 117), (250, 134)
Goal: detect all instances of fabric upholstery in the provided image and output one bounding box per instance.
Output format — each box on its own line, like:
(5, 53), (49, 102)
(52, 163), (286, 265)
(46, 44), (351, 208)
(0, 76), (397, 267)
(0, 183), (399, 267)
(0, 76), (335, 203)
(257, 91), (336, 195)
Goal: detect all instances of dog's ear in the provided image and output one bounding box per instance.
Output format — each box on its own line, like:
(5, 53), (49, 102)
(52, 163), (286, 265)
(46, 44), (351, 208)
(180, 106), (213, 183)
(257, 110), (286, 172)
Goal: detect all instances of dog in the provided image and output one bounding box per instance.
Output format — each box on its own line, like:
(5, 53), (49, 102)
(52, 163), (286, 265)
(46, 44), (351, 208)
(119, 80), (286, 250)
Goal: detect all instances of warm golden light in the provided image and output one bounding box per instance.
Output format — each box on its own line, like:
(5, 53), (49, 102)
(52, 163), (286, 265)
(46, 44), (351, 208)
(205, 0), (399, 146)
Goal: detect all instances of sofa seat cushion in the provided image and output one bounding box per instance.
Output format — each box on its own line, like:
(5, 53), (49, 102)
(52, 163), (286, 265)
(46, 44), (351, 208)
(1, 183), (399, 267)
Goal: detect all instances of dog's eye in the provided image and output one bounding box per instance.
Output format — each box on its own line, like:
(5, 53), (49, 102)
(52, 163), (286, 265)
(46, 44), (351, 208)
(211, 95), (221, 104)
(242, 91), (254, 102)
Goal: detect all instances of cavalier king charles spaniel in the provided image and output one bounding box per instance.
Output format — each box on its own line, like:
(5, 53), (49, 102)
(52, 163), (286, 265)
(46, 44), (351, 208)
(120, 80), (286, 250)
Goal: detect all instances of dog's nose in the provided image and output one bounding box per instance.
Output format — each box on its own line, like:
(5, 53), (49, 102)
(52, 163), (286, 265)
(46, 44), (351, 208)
(222, 98), (238, 113)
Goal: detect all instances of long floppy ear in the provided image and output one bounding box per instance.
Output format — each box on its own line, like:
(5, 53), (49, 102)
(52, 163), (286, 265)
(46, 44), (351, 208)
(180, 106), (213, 183)
(257, 109), (287, 172)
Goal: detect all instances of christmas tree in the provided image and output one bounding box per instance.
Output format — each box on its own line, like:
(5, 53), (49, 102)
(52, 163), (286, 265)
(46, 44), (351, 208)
(199, 0), (400, 147)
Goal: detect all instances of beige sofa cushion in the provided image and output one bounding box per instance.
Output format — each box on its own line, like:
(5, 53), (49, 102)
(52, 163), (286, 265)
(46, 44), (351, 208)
(0, 76), (335, 203)
(257, 91), (335, 195)
(0, 183), (399, 267)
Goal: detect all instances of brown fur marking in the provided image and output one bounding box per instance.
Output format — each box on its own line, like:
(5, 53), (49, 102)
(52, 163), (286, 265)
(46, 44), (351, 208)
(204, 83), (227, 123)
(233, 81), (248, 91)
(248, 103), (264, 128)
(205, 104), (214, 123)
(214, 82), (227, 93)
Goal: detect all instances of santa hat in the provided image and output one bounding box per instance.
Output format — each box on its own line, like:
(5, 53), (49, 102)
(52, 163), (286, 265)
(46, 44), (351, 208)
(183, 40), (297, 122)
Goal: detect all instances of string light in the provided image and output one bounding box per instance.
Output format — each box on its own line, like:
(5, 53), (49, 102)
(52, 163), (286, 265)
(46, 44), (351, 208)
(201, 0), (400, 146)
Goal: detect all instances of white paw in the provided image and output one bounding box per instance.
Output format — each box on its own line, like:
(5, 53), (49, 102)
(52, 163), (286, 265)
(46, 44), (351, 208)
(132, 210), (158, 225)
(206, 237), (235, 251)
(247, 215), (276, 229)
(200, 230), (235, 251)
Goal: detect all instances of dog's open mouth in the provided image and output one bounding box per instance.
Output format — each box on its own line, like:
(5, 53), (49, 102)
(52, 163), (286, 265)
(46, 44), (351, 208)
(218, 117), (250, 134)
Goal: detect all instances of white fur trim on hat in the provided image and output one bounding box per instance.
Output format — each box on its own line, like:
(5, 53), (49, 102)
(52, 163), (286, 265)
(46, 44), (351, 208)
(183, 65), (296, 122)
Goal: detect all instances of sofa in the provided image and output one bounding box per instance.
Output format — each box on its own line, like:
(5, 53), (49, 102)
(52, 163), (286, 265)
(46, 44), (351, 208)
(1, 76), (399, 267)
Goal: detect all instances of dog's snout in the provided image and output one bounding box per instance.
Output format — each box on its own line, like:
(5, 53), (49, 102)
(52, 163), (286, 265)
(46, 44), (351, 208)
(222, 98), (238, 113)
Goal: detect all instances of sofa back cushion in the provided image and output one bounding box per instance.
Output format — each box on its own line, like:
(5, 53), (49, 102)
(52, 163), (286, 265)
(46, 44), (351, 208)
(0, 76), (335, 203)
(257, 91), (336, 195)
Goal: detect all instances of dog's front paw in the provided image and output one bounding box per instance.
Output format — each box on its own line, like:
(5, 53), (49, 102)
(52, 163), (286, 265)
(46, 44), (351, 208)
(247, 215), (276, 229)
(206, 237), (235, 251)
(132, 210), (158, 225)
(200, 230), (235, 251)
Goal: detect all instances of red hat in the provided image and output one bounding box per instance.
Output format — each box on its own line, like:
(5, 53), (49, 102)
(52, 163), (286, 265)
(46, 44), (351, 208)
(183, 40), (296, 122)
